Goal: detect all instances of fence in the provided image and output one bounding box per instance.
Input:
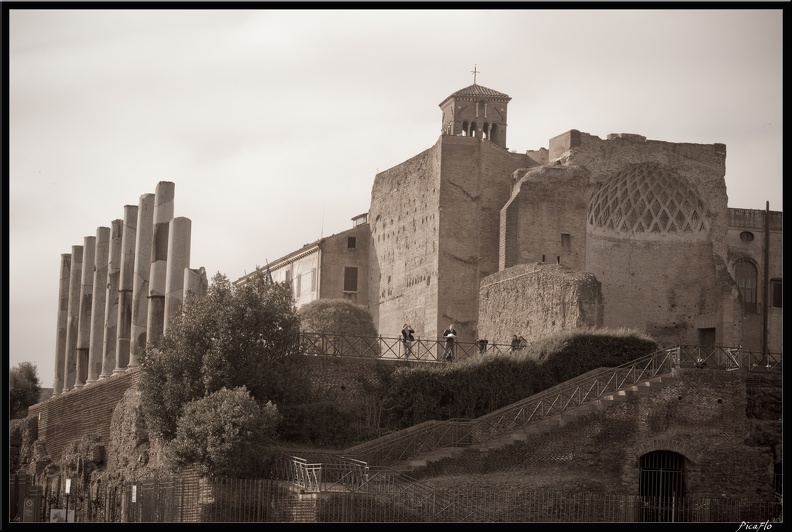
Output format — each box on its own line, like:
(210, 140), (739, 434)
(300, 332), (512, 362)
(28, 472), (780, 522)
(338, 346), (782, 467)
(298, 334), (784, 373)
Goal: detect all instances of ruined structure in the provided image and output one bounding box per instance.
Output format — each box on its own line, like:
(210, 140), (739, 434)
(50, 181), (206, 397)
(249, 80), (782, 355)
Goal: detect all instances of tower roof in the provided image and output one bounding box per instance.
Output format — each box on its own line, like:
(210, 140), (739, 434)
(439, 84), (512, 107)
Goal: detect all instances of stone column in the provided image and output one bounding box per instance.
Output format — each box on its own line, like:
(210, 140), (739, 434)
(129, 193), (155, 368)
(163, 217), (191, 333)
(113, 205), (138, 375)
(184, 266), (208, 307)
(147, 181), (175, 349)
(62, 245), (83, 392)
(86, 226), (110, 384)
(74, 236), (96, 389)
(52, 253), (71, 396)
(100, 219), (123, 379)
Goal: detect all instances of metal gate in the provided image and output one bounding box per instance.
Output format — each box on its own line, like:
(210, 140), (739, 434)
(639, 451), (684, 522)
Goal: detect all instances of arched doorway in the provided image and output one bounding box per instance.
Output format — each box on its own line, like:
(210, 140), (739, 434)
(639, 450), (684, 521)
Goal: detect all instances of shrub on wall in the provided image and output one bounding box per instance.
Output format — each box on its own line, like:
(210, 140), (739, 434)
(298, 299), (380, 357)
(380, 328), (659, 428)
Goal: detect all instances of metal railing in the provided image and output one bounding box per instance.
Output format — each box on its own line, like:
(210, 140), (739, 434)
(299, 332), (512, 361)
(339, 345), (782, 466)
(278, 455), (497, 522)
(672, 345), (783, 372)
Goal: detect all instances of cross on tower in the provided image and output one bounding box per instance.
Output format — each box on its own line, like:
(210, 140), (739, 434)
(471, 64), (479, 85)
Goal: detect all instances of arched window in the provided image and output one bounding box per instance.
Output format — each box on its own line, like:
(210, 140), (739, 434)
(735, 260), (758, 313)
(639, 451), (684, 522)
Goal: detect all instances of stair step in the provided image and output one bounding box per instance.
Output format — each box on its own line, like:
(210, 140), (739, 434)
(393, 371), (677, 472)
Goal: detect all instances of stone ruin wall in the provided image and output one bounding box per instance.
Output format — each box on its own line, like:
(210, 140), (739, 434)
(477, 263), (603, 346)
(500, 164), (591, 272)
(434, 135), (533, 343)
(368, 141), (442, 342)
(550, 129), (730, 253)
(539, 131), (735, 347)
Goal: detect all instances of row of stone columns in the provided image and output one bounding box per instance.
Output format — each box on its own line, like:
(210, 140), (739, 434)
(52, 181), (207, 396)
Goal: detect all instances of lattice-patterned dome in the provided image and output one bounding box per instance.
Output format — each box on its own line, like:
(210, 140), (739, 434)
(587, 162), (711, 236)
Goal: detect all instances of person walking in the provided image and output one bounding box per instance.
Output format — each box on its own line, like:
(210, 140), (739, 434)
(401, 323), (415, 360)
(443, 324), (457, 362)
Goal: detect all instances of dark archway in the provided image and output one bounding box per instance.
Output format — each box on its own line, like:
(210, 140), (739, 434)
(639, 450), (684, 521)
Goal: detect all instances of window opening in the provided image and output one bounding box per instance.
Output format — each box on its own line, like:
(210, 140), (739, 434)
(348, 236), (357, 249)
(344, 267), (358, 292)
(698, 328), (716, 347)
(771, 279), (782, 308)
(735, 260), (758, 313)
(561, 233), (571, 252)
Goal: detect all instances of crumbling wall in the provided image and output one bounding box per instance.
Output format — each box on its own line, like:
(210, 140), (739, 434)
(478, 263), (603, 345)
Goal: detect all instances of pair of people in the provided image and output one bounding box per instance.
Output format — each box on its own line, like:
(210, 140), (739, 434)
(510, 334), (527, 351)
(403, 323), (457, 362)
(401, 324), (415, 359)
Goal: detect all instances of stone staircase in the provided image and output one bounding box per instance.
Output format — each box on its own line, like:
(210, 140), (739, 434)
(394, 372), (677, 471)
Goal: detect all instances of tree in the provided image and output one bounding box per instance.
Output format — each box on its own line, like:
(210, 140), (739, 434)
(139, 269), (305, 443)
(10, 362), (42, 419)
(298, 299), (378, 338)
(298, 299), (380, 357)
(168, 386), (282, 478)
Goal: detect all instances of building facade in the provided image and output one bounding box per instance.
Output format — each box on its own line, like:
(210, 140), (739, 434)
(243, 83), (782, 353)
(236, 213), (370, 309)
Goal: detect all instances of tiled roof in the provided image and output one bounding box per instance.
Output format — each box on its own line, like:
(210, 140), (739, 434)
(440, 84), (511, 106)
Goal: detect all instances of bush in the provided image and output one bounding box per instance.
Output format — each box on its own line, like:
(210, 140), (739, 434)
(168, 387), (282, 479)
(380, 328), (659, 428)
(298, 299), (380, 357)
(139, 270), (304, 443)
(298, 299), (378, 338)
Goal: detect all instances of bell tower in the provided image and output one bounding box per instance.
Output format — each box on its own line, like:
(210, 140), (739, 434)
(439, 66), (512, 149)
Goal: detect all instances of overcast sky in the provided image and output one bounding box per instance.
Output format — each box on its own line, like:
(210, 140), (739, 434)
(7, 8), (783, 389)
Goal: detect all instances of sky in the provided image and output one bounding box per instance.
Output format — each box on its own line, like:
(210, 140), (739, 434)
(7, 8), (783, 390)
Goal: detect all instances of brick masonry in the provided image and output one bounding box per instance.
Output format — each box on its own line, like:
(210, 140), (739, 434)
(413, 368), (781, 502)
(25, 357), (780, 504)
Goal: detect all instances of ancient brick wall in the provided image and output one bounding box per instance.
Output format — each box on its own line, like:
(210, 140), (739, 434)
(368, 140), (442, 341)
(477, 263), (603, 345)
(28, 368), (142, 463)
(500, 165), (590, 271)
(434, 136), (532, 343)
(417, 368), (780, 502)
(369, 135), (534, 345)
(26, 356), (413, 465)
